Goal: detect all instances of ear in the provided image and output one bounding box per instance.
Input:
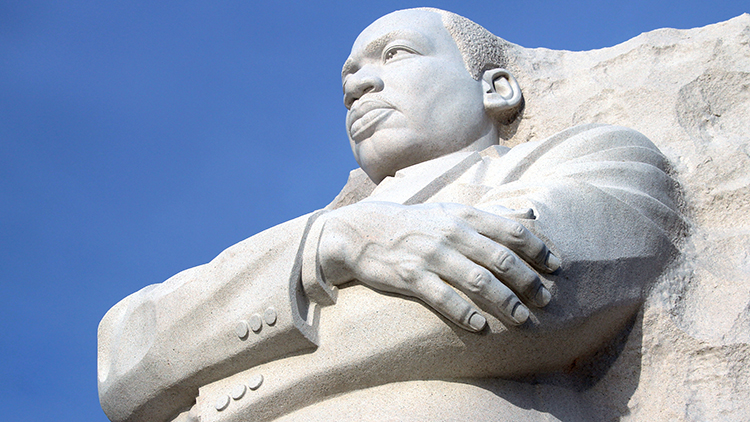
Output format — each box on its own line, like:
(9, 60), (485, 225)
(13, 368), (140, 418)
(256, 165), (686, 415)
(481, 68), (523, 122)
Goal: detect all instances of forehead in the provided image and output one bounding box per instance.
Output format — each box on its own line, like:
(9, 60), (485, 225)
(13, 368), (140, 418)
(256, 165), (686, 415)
(352, 10), (448, 52)
(343, 10), (458, 75)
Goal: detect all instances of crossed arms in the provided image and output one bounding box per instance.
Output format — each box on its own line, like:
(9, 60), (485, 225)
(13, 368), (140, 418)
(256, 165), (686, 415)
(98, 124), (682, 422)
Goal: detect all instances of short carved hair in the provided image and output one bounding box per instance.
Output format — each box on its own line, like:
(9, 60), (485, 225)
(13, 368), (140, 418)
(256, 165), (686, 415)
(420, 8), (511, 80)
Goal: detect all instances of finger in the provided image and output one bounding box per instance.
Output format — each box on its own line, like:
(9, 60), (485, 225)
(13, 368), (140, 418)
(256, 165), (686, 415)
(449, 231), (551, 308)
(435, 252), (532, 325)
(414, 273), (488, 332)
(446, 206), (560, 273)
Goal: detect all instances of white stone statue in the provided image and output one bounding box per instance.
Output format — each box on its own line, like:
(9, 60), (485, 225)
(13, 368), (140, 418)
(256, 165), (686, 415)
(98, 8), (686, 422)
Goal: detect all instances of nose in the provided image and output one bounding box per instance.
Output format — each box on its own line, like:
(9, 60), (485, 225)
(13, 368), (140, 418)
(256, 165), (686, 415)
(343, 68), (384, 109)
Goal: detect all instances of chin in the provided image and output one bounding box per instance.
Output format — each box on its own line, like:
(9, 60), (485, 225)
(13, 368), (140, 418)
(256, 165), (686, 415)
(352, 129), (438, 183)
(358, 159), (391, 184)
(356, 151), (421, 185)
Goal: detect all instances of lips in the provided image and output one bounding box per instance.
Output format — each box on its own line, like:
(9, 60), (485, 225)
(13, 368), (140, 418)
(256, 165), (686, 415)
(347, 100), (395, 142)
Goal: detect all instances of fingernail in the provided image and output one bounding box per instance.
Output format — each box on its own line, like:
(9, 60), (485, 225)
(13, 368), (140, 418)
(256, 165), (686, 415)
(511, 303), (529, 325)
(533, 285), (551, 307)
(545, 252), (561, 272)
(468, 313), (486, 331)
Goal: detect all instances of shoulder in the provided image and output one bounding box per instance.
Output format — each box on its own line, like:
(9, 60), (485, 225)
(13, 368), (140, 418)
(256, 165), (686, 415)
(535, 123), (663, 162)
(492, 124), (668, 184)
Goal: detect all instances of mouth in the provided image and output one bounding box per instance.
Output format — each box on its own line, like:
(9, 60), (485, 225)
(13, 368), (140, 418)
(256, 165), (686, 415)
(348, 101), (395, 143)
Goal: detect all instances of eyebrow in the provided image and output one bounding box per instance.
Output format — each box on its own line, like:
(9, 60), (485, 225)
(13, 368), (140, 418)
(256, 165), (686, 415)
(341, 29), (430, 79)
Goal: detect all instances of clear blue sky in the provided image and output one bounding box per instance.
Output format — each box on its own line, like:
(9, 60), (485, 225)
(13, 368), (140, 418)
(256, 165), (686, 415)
(0, 1), (746, 420)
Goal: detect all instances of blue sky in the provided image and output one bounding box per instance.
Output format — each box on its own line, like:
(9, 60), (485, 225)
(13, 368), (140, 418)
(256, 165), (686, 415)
(1, 1), (746, 420)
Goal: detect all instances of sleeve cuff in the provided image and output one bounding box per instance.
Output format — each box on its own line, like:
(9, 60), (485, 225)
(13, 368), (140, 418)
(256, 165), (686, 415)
(301, 210), (338, 306)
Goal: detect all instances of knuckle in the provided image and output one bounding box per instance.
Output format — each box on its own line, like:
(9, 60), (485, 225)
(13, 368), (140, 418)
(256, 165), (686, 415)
(508, 222), (527, 239)
(435, 203), (453, 216)
(426, 203), (443, 213)
(444, 217), (464, 233)
(438, 220), (467, 244)
(494, 250), (516, 273)
(421, 241), (445, 262)
(398, 261), (422, 282)
(437, 202), (454, 211)
(443, 226), (464, 243)
(467, 269), (492, 294)
(455, 205), (474, 220)
(441, 202), (472, 219)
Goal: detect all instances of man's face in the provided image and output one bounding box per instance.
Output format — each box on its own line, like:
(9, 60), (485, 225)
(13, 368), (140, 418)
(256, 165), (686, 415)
(342, 10), (496, 183)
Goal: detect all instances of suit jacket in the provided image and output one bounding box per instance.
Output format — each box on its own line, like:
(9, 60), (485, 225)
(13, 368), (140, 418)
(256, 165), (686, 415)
(98, 124), (682, 422)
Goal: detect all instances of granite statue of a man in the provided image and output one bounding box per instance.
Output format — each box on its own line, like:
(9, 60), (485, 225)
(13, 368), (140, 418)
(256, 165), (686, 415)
(98, 8), (682, 422)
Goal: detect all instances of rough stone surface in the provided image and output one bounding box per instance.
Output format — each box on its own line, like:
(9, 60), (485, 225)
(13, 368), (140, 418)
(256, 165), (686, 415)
(505, 13), (750, 421)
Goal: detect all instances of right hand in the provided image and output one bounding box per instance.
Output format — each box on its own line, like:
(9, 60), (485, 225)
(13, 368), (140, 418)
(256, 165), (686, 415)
(316, 201), (560, 332)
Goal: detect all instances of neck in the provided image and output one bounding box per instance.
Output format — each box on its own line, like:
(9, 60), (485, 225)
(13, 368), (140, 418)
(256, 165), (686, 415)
(458, 122), (498, 153)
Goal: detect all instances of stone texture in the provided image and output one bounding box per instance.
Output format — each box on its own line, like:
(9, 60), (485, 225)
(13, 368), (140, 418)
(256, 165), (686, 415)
(505, 13), (750, 421)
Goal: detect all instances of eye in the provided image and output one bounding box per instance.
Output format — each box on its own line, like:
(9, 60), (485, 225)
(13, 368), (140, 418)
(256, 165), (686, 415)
(383, 46), (416, 63)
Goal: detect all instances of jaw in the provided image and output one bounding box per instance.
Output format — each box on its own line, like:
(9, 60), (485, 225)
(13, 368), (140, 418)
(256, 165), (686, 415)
(352, 122), (499, 185)
(353, 141), (411, 184)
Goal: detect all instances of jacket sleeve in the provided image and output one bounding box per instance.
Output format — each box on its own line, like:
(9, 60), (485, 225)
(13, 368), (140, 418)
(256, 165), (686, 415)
(97, 213), (324, 422)
(468, 124), (684, 331)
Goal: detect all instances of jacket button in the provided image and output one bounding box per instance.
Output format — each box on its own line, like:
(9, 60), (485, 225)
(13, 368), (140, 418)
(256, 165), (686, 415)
(248, 374), (264, 390)
(235, 321), (249, 339)
(231, 384), (247, 400)
(215, 394), (230, 411)
(249, 314), (262, 332)
(264, 307), (277, 325)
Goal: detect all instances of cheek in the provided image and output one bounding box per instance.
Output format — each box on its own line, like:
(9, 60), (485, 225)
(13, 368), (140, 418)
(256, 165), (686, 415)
(416, 66), (484, 111)
(385, 61), (450, 104)
(426, 83), (486, 130)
